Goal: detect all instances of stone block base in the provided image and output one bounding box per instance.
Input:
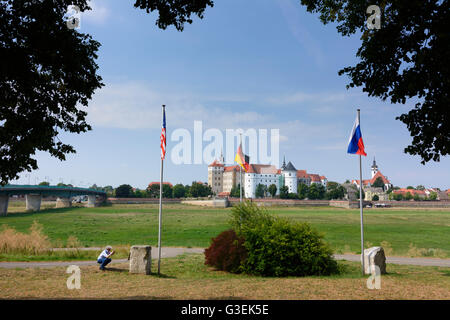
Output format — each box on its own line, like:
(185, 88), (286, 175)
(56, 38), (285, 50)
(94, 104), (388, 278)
(129, 245), (152, 275)
(363, 246), (387, 275)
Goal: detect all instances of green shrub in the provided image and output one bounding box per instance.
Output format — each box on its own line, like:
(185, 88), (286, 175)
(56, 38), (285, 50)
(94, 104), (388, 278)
(229, 201), (274, 235)
(242, 218), (338, 276)
(229, 202), (338, 277)
(204, 229), (247, 273)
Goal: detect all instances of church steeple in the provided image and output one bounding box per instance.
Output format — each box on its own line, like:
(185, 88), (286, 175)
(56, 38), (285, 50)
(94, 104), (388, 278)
(281, 155), (286, 170)
(371, 156), (379, 178)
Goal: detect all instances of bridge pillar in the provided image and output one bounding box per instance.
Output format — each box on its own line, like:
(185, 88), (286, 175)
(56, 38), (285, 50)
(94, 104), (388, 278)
(86, 195), (97, 207)
(0, 195), (9, 216)
(26, 194), (42, 211)
(56, 197), (72, 208)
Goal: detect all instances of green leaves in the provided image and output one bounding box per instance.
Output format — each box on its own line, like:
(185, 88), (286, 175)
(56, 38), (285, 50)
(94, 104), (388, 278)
(229, 202), (338, 277)
(301, 0), (450, 163)
(0, 0), (103, 184)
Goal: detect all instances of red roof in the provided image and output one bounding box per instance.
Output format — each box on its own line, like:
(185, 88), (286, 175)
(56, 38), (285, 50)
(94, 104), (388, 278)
(247, 164), (278, 174)
(208, 160), (224, 167)
(394, 189), (426, 195)
(218, 192), (230, 196)
(224, 165), (240, 172)
(308, 174), (321, 182)
(148, 182), (173, 187)
(297, 170), (309, 178)
(370, 171), (390, 185)
(353, 171), (391, 186)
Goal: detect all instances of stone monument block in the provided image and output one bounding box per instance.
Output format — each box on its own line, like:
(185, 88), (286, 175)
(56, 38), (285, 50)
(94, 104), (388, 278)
(129, 245), (152, 275)
(363, 246), (387, 275)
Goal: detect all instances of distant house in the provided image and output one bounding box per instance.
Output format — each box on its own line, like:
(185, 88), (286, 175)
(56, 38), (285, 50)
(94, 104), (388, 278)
(365, 187), (388, 201)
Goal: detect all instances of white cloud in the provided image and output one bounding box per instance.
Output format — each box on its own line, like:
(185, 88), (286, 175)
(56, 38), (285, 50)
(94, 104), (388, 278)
(86, 82), (274, 130)
(83, 0), (111, 25)
(85, 81), (341, 147)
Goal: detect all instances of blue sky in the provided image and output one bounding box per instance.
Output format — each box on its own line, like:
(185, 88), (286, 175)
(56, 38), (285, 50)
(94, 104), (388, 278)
(13, 0), (450, 190)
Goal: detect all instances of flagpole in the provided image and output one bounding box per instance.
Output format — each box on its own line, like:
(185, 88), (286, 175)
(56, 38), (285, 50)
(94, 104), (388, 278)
(158, 104), (165, 275)
(239, 134), (243, 202)
(240, 166), (242, 202)
(358, 109), (365, 275)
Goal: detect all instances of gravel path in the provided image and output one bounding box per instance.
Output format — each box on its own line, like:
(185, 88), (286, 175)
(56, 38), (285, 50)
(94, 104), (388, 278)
(1, 248), (449, 269)
(0, 247), (204, 269)
(334, 254), (450, 267)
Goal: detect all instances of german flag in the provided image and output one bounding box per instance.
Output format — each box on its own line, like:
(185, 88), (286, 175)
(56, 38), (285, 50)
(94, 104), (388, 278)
(235, 143), (250, 172)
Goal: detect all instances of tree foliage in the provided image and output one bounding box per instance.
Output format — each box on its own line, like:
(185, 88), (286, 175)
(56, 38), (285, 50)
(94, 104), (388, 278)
(300, 0), (450, 163)
(268, 184), (277, 197)
(0, 0), (103, 185)
(147, 183), (173, 198)
(255, 184), (267, 198)
(0, 0), (215, 185)
(372, 177), (385, 189)
(325, 183), (346, 200)
(134, 0), (214, 31)
(188, 181), (212, 197)
(279, 185), (289, 199)
(115, 184), (133, 198)
(172, 183), (186, 198)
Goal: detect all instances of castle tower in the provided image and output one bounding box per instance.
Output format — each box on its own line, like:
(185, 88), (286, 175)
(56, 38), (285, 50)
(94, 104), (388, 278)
(208, 159), (224, 196)
(281, 161), (297, 193)
(371, 157), (379, 178)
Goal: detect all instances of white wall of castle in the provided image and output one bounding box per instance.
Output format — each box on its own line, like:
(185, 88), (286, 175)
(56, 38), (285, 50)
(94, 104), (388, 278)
(244, 172), (281, 198)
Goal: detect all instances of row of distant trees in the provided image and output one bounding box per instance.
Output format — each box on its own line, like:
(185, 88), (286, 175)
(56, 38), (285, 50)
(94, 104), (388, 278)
(36, 181), (213, 199)
(388, 191), (438, 201)
(112, 182), (213, 199)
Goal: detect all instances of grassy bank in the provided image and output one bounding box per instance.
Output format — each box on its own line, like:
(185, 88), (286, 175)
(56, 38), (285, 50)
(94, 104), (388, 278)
(0, 253), (449, 299)
(0, 203), (449, 258)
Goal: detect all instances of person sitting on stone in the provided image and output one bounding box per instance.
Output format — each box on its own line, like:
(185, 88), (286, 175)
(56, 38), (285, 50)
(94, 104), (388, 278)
(97, 245), (115, 270)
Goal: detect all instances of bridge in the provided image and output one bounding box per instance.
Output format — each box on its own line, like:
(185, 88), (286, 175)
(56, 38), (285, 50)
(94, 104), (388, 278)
(0, 185), (107, 216)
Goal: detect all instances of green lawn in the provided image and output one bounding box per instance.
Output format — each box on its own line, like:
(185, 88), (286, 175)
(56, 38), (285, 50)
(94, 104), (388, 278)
(1, 203), (449, 257)
(1, 254), (449, 299)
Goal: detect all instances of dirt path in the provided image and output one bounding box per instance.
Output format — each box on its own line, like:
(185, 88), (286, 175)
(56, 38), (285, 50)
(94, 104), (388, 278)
(0, 247), (204, 269)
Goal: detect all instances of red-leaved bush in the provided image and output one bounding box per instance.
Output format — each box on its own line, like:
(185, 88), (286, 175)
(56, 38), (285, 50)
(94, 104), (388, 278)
(204, 229), (247, 273)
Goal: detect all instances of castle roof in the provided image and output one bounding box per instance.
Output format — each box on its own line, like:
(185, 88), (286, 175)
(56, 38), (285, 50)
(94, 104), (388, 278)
(208, 160), (224, 167)
(308, 174), (321, 182)
(247, 164), (278, 174)
(283, 161), (297, 171)
(297, 170), (309, 179)
(224, 165), (240, 172)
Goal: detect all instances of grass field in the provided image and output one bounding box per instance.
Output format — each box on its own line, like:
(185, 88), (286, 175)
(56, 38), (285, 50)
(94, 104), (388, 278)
(1, 203), (450, 258)
(1, 253), (449, 299)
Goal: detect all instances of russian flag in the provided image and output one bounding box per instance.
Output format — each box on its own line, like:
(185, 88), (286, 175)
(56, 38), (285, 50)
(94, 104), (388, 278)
(347, 115), (367, 156)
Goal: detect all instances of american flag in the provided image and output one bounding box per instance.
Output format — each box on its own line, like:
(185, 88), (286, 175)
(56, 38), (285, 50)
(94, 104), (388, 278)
(160, 107), (166, 160)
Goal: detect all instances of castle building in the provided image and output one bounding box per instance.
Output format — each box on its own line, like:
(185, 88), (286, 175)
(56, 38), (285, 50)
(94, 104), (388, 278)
(208, 157), (327, 198)
(245, 164), (282, 198)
